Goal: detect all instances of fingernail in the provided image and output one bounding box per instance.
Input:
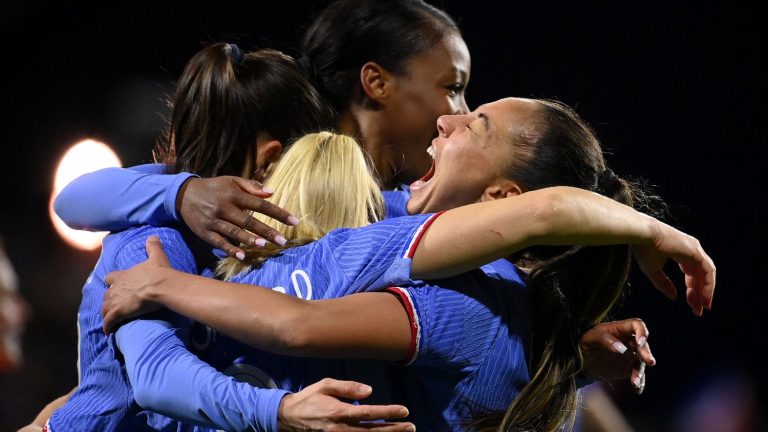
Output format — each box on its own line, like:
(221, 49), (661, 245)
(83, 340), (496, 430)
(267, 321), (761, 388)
(287, 215), (300, 226)
(274, 235), (287, 246)
(254, 238), (267, 248)
(358, 384), (372, 394)
(406, 425), (415, 432)
(649, 353), (657, 365)
(262, 187), (274, 194)
(235, 251), (245, 261)
(633, 377), (642, 388)
(399, 407), (410, 417)
(612, 341), (628, 354)
(637, 336), (647, 347)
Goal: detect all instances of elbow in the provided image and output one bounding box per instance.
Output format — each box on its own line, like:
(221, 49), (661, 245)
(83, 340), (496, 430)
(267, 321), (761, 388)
(52, 189), (81, 229)
(527, 188), (569, 240)
(269, 307), (317, 357)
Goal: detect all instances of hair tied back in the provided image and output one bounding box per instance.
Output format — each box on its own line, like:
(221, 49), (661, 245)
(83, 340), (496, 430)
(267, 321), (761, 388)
(229, 43), (244, 64)
(597, 168), (619, 195)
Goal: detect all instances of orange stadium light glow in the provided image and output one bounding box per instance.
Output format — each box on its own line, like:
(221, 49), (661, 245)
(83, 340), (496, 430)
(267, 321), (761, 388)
(49, 139), (122, 251)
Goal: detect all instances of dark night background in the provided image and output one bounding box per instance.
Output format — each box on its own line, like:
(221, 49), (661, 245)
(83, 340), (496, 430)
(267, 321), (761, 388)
(0, 1), (764, 430)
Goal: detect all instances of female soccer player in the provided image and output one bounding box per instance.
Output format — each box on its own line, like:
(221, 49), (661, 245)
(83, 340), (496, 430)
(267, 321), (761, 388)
(100, 98), (714, 431)
(40, 43), (411, 432)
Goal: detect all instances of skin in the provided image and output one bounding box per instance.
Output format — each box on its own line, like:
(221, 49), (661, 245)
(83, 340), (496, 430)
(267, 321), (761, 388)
(338, 32), (471, 188)
(407, 97), (540, 214)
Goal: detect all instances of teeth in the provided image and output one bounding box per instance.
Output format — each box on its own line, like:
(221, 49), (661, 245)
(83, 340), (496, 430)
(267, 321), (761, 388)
(426, 145), (435, 159)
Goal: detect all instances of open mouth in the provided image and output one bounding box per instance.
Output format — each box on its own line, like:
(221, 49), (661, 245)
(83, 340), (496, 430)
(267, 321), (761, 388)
(410, 145), (436, 190)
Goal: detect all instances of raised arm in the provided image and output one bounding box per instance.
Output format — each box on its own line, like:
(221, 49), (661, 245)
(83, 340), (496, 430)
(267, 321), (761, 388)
(53, 164), (192, 231)
(53, 164), (300, 258)
(411, 186), (715, 314)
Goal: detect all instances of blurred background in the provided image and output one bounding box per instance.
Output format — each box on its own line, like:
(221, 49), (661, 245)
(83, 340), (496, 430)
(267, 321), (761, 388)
(0, 1), (764, 430)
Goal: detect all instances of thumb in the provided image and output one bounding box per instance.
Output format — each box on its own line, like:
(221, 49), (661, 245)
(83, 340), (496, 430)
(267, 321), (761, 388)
(233, 177), (273, 197)
(146, 236), (171, 267)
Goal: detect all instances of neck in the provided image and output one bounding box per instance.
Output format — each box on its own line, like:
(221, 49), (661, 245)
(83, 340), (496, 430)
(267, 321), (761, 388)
(337, 104), (398, 189)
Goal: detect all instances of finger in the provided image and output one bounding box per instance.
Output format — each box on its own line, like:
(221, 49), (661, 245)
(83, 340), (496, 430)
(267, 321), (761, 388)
(637, 340), (656, 366)
(631, 361), (647, 395)
(600, 332), (628, 354)
(145, 236), (172, 267)
(105, 271), (120, 286)
(233, 193), (299, 227)
(316, 378), (374, 400)
(630, 318), (649, 348)
(232, 177), (274, 198)
(338, 404), (410, 422)
(648, 270), (677, 300)
(338, 422), (416, 432)
(206, 230), (246, 260)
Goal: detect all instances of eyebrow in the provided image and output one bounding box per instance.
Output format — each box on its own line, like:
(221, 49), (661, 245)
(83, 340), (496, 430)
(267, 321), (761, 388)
(477, 112), (490, 133)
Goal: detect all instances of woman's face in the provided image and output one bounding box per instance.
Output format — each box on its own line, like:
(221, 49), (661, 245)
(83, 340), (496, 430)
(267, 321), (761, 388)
(383, 32), (471, 186)
(407, 97), (540, 214)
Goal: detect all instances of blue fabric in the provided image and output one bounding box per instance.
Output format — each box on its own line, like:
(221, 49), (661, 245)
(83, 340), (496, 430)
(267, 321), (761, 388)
(49, 226), (286, 432)
(53, 164), (196, 231)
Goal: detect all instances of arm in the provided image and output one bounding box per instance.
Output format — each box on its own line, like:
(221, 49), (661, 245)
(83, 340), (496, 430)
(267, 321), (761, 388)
(118, 317), (412, 432)
(53, 164), (193, 231)
(53, 164), (299, 257)
(411, 186), (715, 314)
(104, 238), (413, 360)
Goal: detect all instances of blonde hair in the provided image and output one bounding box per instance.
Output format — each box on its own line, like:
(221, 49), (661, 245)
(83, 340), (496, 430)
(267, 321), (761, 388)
(217, 131), (384, 279)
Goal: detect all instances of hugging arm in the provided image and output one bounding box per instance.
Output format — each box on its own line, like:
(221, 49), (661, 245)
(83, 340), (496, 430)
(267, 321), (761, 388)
(106, 237), (654, 391)
(112, 232), (412, 431)
(411, 186), (715, 314)
(53, 165), (298, 257)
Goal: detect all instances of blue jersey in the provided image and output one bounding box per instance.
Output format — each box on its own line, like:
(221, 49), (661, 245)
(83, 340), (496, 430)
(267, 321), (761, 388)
(120, 216), (530, 431)
(48, 226), (288, 432)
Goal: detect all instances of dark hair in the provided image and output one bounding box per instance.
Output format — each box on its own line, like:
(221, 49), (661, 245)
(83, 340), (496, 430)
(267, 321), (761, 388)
(155, 43), (334, 178)
(474, 100), (659, 432)
(300, 0), (459, 116)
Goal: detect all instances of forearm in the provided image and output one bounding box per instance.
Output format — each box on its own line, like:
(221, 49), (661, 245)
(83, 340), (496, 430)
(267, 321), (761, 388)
(412, 186), (656, 279)
(117, 319), (287, 432)
(53, 164), (194, 230)
(145, 272), (410, 360)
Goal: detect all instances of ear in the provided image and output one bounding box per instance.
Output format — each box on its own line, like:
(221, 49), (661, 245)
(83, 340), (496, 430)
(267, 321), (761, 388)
(254, 138), (283, 181)
(481, 179), (523, 202)
(359, 62), (392, 104)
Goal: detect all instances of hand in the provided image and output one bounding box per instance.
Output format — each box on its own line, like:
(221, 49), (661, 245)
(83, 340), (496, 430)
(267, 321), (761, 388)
(632, 221), (716, 316)
(102, 236), (170, 333)
(580, 319), (654, 395)
(278, 378), (415, 432)
(178, 177), (299, 259)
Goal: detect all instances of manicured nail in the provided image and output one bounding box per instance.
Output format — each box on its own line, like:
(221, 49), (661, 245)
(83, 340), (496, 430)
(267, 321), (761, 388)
(274, 235), (287, 246)
(287, 215), (300, 226)
(399, 407), (410, 417)
(406, 425), (415, 432)
(254, 238), (267, 248)
(262, 187), (274, 194)
(235, 251), (245, 261)
(612, 341), (628, 354)
(636, 336), (647, 347)
(358, 384), (372, 394)
(649, 353), (657, 365)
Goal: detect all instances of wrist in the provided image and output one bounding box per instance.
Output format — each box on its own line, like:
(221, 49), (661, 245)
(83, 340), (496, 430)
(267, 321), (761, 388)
(276, 393), (297, 432)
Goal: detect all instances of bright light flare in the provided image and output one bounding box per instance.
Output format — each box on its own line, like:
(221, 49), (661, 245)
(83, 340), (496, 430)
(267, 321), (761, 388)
(49, 139), (122, 250)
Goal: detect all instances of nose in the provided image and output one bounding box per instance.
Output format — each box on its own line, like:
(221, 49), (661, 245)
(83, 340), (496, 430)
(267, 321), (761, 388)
(456, 98), (469, 115)
(437, 114), (471, 137)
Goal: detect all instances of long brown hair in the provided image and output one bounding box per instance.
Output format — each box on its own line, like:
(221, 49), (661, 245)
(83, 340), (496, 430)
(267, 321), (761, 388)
(474, 100), (655, 432)
(155, 43), (333, 177)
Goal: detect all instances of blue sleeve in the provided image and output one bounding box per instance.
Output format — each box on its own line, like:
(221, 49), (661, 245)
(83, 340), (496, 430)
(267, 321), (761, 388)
(116, 319), (288, 432)
(112, 227), (288, 432)
(53, 163), (197, 231)
(326, 213), (442, 295)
